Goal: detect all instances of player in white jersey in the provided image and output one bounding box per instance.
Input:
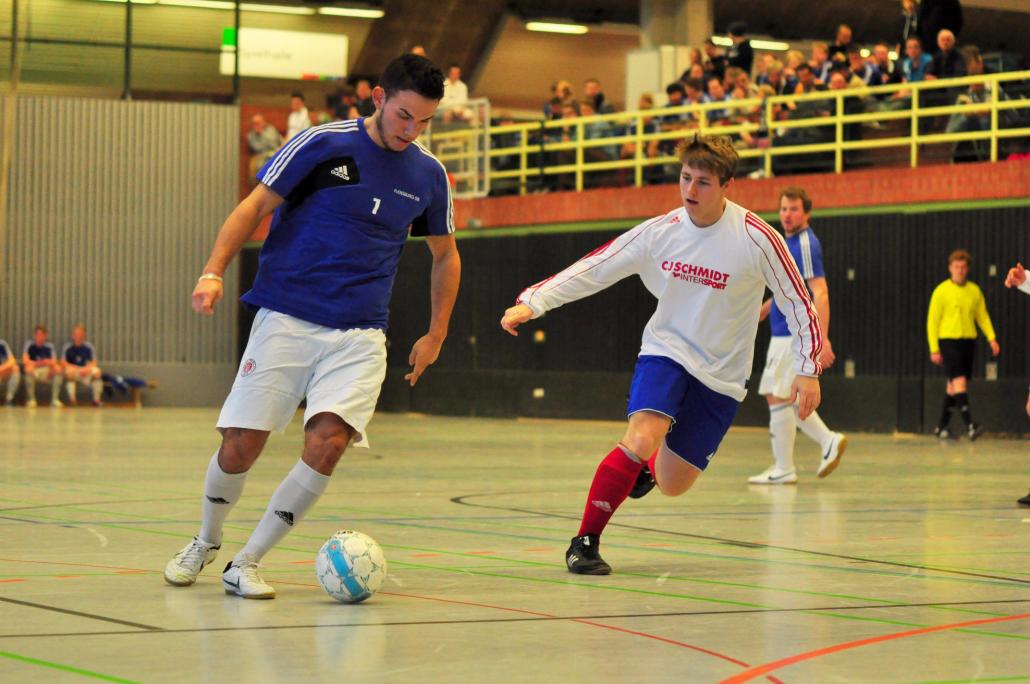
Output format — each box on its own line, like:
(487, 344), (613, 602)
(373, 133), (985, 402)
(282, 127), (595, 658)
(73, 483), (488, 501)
(749, 187), (846, 485)
(501, 134), (823, 574)
(1004, 262), (1030, 506)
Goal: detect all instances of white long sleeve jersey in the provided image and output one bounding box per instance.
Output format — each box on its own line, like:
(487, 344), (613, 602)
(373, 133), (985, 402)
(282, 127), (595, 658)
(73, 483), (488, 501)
(517, 201), (823, 401)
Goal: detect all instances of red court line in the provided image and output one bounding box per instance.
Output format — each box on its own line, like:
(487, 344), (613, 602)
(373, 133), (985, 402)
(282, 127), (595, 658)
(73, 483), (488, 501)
(0, 579), (27, 584)
(719, 612), (1030, 684)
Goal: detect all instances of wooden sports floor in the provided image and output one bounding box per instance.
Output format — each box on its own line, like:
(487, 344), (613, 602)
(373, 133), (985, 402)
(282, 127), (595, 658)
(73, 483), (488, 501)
(1, 408), (1028, 683)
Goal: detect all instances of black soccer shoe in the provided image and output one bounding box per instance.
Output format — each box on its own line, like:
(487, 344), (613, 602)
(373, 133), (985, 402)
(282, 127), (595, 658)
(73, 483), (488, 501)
(968, 423), (984, 441)
(566, 534), (611, 575)
(1018, 491), (1030, 507)
(628, 464), (656, 499)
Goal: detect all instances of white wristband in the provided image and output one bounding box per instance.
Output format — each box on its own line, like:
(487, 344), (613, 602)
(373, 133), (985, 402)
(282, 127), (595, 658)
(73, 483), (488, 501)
(198, 273), (223, 283)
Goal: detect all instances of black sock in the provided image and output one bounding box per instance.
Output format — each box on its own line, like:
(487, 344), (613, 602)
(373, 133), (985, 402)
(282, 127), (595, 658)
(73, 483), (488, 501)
(937, 394), (955, 431)
(954, 392), (972, 427)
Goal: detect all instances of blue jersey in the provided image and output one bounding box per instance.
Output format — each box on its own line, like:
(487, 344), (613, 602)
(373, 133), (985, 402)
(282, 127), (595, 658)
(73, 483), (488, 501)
(62, 342), (96, 366)
(24, 340), (56, 361)
(770, 226), (824, 337)
(244, 118), (454, 331)
(0, 340), (11, 363)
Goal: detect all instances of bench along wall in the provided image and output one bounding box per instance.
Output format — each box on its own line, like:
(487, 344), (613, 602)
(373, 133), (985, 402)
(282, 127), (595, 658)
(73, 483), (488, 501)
(1, 96), (240, 405)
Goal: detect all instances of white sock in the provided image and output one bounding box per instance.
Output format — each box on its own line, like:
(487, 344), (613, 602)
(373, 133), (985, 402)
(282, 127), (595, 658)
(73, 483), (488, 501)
(50, 375), (62, 399)
(235, 459), (330, 564)
(769, 404), (797, 472)
(65, 381), (76, 402)
(198, 451), (248, 546)
(795, 408), (834, 450)
(5, 372), (18, 401)
(91, 378), (103, 402)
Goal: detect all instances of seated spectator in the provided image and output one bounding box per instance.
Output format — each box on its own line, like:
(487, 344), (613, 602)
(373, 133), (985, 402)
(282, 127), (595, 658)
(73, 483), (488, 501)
(810, 42), (832, 84)
(62, 324), (103, 407)
(683, 78), (710, 122)
(246, 114), (282, 186)
(848, 49), (880, 86)
(830, 24), (854, 71)
(784, 49), (806, 82)
(355, 79), (375, 117)
(703, 39), (727, 81)
(754, 53), (774, 86)
(733, 70), (759, 99)
(332, 85), (358, 121)
(545, 96), (563, 121)
(901, 36), (934, 84)
(722, 67), (743, 100)
(0, 338), (19, 406)
(765, 60), (795, 96)
(286, 92), (311, 141)
(22, 325), (62, 408)
(681, 63), (707, 90)
(918, 0), (964, 55)
(932, 29), (966, 80)
(584, 78), (615, 114)
(621, 93), (659, 159)
(441, 64), (469, 109)
(829, 70), (864, 142)
(543, 80), (573, 119)
(706, 77), (731, 124)
(725, 21), (754, 74)
(794, 62), (827, 95)
(870, 42), (903, 98)
(947, 47), (1010, 162)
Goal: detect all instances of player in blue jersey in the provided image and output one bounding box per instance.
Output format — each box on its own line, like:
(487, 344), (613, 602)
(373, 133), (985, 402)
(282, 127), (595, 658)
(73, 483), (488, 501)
(0, 338), (20, 406)
(61, 324), (103, 406)
(164, 54), (460, 599)
(22, 324), (63, 408)
(750, 187), (845, 485)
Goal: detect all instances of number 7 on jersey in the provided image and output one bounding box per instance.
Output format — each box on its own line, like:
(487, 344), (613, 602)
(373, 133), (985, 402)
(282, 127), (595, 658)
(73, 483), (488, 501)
(372, 197), (381, 215)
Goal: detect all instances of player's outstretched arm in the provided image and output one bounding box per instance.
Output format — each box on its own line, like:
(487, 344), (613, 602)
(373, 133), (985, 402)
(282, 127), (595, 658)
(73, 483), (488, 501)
(192, 184), (284, 316)
(405, 234), (461, 387)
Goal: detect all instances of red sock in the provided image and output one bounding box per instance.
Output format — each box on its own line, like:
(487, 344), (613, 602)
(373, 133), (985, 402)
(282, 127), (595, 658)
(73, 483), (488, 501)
(577, 446), (644, 537)
(647, 449), (658, 474)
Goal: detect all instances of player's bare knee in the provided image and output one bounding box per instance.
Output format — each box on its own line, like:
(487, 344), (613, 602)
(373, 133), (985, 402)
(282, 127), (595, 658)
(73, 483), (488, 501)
(303, 413), (354, 474)
(218, 428), (268, 472)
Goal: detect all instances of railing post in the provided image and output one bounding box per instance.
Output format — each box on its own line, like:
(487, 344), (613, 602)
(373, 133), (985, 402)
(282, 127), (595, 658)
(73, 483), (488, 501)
(990, 75), (999, 162)
(910, 88), (919, 168)
(764, 98), (773, 178)
(835, 92), (843, 174)
(575, 121), (584, 192)
(634, 114), (644, 188)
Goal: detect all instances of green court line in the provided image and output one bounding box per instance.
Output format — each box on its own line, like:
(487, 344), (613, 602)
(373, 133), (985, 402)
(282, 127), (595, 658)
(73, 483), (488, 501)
(0, 651), (139, 683)
(900, 676), (1030, 684)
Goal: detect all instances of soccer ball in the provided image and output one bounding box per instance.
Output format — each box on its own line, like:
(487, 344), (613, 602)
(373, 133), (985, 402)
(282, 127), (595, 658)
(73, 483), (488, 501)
(315, 530), (387, 603)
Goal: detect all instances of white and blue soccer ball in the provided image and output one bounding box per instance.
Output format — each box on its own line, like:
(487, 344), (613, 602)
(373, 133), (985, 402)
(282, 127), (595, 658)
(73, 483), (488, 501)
(316, 530), (387, 603)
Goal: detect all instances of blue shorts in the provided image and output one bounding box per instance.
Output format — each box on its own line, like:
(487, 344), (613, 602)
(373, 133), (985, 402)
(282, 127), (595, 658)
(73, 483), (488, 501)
(626, 355), (739, 471)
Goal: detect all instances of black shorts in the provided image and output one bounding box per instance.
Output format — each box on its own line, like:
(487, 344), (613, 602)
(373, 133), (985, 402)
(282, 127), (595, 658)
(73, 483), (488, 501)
(939, 339), (975, 380)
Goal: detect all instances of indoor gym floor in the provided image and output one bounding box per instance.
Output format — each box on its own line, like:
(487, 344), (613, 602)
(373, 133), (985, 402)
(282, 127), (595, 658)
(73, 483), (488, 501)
(1, 408), (1028, 683)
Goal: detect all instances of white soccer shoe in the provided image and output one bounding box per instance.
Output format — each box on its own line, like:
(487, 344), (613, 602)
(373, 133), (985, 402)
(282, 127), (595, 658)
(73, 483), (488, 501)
(164, 536), (220, 586)
(222, 557), (276, 599)
(817, 433), (848, 478)
(748, 466), (798, 485)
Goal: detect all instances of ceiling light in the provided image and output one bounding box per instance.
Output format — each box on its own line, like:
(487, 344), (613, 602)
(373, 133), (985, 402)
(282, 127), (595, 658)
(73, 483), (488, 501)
(750, 39), (790, 51)
(860, 48), (870, 58)
(240, 2), (314, 14)
(159, 0), (233, 8)
(95, 0), (159, 5)
(711, 36), (732, 47)
(317, 6), (384, 18)
(526, 21), (588, 35)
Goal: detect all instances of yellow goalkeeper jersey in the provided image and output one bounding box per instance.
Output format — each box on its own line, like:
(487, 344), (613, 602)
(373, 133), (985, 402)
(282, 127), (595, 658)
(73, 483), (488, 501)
(926, 279), (996, 354)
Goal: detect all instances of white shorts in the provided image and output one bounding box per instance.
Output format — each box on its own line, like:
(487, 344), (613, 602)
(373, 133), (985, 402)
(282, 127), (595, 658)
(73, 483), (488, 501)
(65, 366), (101, 382)
(758, 336), (796, 399)
(217, 308), (388, 448)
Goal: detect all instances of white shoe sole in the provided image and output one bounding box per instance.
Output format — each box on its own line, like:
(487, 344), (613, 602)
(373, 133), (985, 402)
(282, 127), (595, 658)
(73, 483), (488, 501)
(222, 582), (276, 599)
(817, 436), (847, 478)
(748, 473), (798, 485)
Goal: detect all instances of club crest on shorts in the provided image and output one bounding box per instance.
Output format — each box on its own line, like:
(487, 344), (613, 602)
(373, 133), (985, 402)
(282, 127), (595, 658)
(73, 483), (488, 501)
(241, 358), (257, 377)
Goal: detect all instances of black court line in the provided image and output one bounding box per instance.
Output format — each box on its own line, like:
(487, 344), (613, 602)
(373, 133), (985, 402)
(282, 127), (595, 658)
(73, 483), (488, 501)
(450, 493), (1030, 586)
(0, 496), (197, 513)
(1, 598), (1027, 641)
(0, 597), (164, 631)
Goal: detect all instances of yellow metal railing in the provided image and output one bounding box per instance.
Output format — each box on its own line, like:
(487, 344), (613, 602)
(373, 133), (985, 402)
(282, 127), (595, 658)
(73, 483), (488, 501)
(428, 70), (1030, 195)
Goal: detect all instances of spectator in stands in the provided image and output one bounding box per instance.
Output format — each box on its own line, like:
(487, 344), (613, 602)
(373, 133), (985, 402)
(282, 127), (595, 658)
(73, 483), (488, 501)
(441, 64), (469, 109)
(947, 47), (1008, 162)
(683, 78), (710, 122)
(871, 42), (903, 96)
(722, 67), (743, 100)
(848, 49), (880, 86)
(725, 22), (754, 74)
(932, 29), (966, 80)
(22, 325), (62, 408)
(62, 324), (103, 407)
(829, 70), (864, 144)
(410, 45), (427, 57)
(901, 36), (934, 84)
(355, 79), (375, 117)
(900, 0), (920, 54)
(703, 39), (727, 81)
(332, 85), (358, 121)
(246, 114), (282, 186)
(584, 78), (615, 114)
(784, 49), (806, 82)
(621, 93), (659, 166)
(579, 100), (618, 175)
(794, 62), (827, 95)
(286, 92), (311, 142)
(682, 63), (707, 90)
(544, 80), (573, 119)
(0, 337), (19, 406)
(810, 42), (832, 84)
(830, 24), (854, 71)
(734, 70), (759, 99)
(754, 53), (774, 86)
(546, 96), (564, 121)
(765, 59), (795, 96)
(919, 0), (963, 54)
(706, 77), (731, 123)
